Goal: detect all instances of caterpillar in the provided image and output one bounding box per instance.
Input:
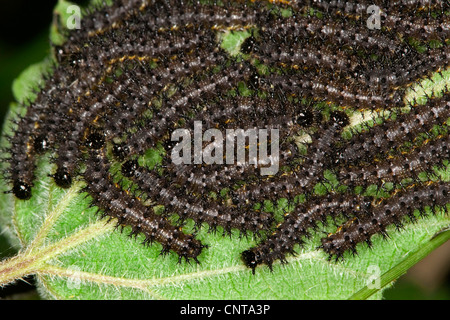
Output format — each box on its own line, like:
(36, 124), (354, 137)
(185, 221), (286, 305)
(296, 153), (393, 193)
(259, 15), (401, 56)
(83, 148), (207, 262)
(337, 134), (450, 189)
(251, 41), (360, 75)
(260, 71), (404, 109)
(129, 164), (275, 235)
(333, 92), (450, 167)
(320, 182), (450, 260)
(242, 192), (373, 273)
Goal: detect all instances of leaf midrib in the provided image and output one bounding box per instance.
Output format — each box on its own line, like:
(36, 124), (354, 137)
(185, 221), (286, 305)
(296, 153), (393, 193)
(1, 193), (114, 287)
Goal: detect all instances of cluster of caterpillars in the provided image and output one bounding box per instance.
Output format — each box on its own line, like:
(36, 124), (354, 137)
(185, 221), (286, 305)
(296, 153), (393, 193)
(2, 0), (449, 274)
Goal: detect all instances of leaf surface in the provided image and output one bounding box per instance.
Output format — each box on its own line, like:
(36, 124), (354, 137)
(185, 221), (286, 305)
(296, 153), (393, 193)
(0, 1), (449, 300)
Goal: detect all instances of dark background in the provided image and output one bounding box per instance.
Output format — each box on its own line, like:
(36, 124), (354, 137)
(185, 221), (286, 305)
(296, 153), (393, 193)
(0, 0), (449, 300)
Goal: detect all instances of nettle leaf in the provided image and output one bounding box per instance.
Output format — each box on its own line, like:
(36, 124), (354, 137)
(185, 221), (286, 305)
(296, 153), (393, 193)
(0, 1), (449, 300)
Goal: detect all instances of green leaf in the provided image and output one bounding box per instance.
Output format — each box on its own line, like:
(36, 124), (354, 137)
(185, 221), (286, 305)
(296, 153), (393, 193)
(0, 2), (449, 300)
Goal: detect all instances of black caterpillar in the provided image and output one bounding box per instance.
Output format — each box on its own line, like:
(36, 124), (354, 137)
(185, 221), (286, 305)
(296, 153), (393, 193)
(1, 0), (449, 275)
(320, 182), (450, 260)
